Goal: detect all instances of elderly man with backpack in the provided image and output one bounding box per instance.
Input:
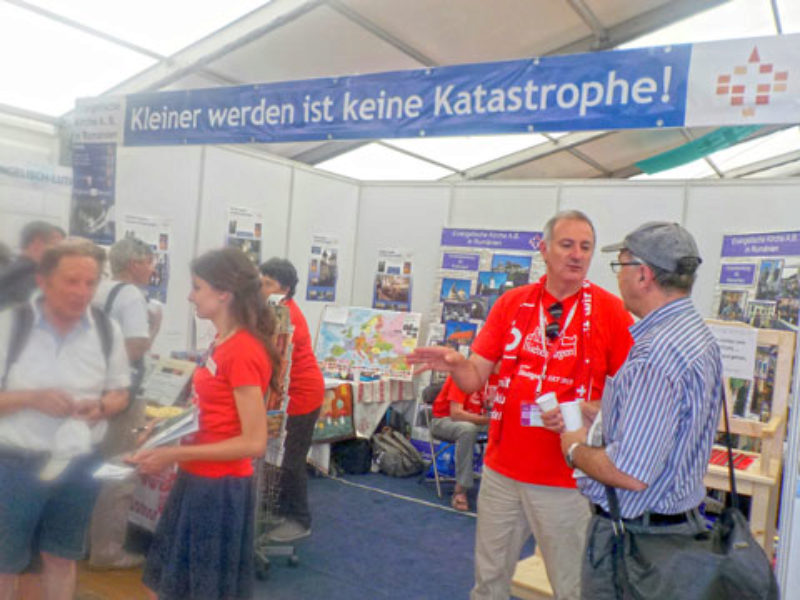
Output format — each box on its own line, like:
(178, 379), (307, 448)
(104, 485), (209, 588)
(0, 238), (130, 600)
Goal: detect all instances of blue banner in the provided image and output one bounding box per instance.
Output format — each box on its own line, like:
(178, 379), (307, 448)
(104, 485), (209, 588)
(721, 231), (800, 257)
(123, 45), (691, 146)
(441, 228), (542, 251)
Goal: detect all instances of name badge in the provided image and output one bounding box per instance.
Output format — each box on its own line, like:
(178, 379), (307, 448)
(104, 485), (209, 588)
(520, 403), (543, 427)
(205, 356), (218, 376)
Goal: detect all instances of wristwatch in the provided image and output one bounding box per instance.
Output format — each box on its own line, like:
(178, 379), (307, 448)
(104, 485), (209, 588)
(565, 441), (581, 469)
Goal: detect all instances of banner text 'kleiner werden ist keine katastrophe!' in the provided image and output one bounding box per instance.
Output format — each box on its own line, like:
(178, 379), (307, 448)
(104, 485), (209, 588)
(122, 45), (689, 145)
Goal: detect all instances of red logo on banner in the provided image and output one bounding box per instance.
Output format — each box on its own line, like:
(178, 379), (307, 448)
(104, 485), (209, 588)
(715, 46), (789, 117)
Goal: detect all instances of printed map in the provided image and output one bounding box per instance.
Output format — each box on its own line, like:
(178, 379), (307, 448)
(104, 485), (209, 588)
(316, 307), (421, 381)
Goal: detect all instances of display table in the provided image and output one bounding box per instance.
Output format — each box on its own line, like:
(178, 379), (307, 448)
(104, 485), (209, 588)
(510, 549), (553, 600)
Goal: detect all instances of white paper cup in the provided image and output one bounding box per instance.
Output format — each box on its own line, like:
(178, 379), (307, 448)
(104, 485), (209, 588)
(535, 391), (558, 413)
(560, 400), (583, 431)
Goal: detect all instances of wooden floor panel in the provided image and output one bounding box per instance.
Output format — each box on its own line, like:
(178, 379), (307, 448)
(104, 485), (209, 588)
(76, 562), (150, 600)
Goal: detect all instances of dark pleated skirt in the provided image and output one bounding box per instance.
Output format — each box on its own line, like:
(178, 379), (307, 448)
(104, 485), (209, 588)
(142, 470), (255, 600)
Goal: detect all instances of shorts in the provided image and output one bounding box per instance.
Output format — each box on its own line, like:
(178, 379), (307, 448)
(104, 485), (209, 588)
(0, 451), (102, 573)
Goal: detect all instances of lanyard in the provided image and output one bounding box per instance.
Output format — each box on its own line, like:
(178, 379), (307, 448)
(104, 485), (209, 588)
(535, 298), (579, 395)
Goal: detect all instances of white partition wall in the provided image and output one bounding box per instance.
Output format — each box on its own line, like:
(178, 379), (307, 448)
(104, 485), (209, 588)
(560, 182), (686, 295)
(197, 146), (293, 261)
(354, 184), (451, 314)
(450, 182), (558, 229)
(287, 168), (360, 334)
(115, 145), (204, 355)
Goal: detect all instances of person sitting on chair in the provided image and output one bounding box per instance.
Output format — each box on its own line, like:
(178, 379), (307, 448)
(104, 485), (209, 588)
(429, 376), (489, 511)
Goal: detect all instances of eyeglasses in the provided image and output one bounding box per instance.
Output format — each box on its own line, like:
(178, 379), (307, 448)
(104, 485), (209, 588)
(545, 301), (563, 341)
(610, 261), (642, 274)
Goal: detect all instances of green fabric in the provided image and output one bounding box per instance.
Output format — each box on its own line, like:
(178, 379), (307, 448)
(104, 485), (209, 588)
(635, 126), (762, 174)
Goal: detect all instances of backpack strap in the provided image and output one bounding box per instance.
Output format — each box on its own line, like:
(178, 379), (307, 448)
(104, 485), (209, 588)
(91, 305), (114, 365)
(2, 304), (35, 390)
(103, 282), (128, 315)
(2, 304), (114, 391)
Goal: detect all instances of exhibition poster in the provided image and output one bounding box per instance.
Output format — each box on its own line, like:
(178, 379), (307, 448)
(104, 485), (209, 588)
(226, 205), (262, 264)
(315, 305), (421, 381)
(121, 213), (171, 302)
(372, 248), (412, 312)
(707, 322), (758, 421)
(70, 143), (117, 245)
(430, 227), (543, 351)
(714, 230), (800, 331)
(712, 230), (800, 427)
(306, 234), (338, 302)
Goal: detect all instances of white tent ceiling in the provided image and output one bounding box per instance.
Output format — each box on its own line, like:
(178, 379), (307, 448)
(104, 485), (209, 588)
(2, 0), (799, 181)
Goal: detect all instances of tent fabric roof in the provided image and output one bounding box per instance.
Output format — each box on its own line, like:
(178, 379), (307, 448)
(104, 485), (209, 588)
(2, 0), (799, 181)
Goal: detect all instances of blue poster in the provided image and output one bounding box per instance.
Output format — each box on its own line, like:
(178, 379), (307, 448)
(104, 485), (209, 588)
(70, 143), (116, 245)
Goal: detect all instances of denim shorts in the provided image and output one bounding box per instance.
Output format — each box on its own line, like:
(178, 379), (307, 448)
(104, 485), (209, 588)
(0, 451), (101, 573)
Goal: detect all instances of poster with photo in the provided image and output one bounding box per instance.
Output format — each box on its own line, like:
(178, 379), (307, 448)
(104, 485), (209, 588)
(70, 143), (117, 245)
(755, 259), (784, 301)
(373, 248), (412, 311)
(429, 227), (543, 346)
(443, 320), (479, 350)
(226, 206), (262, 265)
(306, 234), (338, 302)
(477, 271), (508, 296)
(491, 253), (532, 288)
(121, 214), (171, 302)
(312, 383), (355, 443)
(713, 230), (800, 331)
(440, 277), (471, 302)
(716, 290), (748, 322)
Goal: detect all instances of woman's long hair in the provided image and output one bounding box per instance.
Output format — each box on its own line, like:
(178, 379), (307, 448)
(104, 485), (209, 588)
(191, 248), (281, 394)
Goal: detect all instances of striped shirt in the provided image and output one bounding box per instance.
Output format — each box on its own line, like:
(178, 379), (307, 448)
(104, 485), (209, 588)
(578, 297), (723, 518)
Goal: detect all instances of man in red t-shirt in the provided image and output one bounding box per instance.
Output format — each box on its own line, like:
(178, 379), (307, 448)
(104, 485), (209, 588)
(408, 210), (634, 600)
(430, 376), (490, 511)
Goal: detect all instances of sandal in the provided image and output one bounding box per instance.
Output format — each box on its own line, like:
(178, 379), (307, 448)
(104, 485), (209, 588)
(451, 491), (469, 512)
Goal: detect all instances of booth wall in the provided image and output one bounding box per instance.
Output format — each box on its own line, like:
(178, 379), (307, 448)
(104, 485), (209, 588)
(560, 182), (686, 295)
(115, 146), (204, 355)
(684, 180), (800, 320)
(353, 184), (450, 315)
(287, 168), (360, 336)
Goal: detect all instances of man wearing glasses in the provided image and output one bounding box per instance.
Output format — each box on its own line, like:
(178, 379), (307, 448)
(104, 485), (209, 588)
(408, 210), (633, 600)
(560, 222), (721, 599)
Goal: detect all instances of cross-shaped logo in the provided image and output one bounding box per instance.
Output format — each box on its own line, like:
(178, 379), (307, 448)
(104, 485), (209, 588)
(576, 385), (586, 398)
(716, 46), (789, 117)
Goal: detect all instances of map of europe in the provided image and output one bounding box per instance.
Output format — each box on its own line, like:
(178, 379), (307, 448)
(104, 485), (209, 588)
(315, 307), (421, 381)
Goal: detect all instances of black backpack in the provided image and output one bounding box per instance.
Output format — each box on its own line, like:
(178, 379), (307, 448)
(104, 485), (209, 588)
(371, 427), (425, 477)
(2, 303), (113, 390)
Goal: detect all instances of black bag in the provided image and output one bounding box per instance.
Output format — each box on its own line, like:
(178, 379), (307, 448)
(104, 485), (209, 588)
(605, 392), (779, 600)
(331, 439), (373, 474)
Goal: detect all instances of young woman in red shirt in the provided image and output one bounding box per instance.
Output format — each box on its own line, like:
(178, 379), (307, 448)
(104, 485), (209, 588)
(130, 248), (281, 600)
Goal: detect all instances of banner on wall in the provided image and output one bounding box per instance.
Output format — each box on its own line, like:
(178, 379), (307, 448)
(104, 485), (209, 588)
(69, 143), (117, 245)
(306, 234), (338, 302)
(430, 227), (543, 352)
(102, 33), (800, 146)
(225, 205), (262, 264)
(373, 248), (412, 312)
(713, 230), (800, 332)
(121, 214), (171, 303)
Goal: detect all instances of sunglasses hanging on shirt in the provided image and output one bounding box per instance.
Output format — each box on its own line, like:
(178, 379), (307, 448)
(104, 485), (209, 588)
(545, 301), (563, 341)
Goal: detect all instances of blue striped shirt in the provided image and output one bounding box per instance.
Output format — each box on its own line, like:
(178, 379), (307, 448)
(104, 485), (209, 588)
(578, 297), (723, 518)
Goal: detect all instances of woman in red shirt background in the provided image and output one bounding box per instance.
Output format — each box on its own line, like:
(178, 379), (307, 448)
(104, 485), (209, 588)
(130, 248), (281, 600)
(260, 258), (325, 543)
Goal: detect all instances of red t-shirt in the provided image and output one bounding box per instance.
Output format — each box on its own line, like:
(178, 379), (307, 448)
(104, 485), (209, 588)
(432, 377), (487, 419)
(471, 280), (634, 487)
(181, 330), (272, 478)
(286, 299), (325, 416)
